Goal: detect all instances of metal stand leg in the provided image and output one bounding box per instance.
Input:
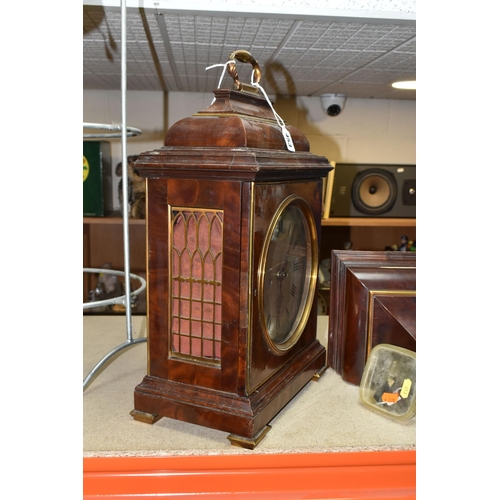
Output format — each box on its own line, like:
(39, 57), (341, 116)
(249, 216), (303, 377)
(83, 268), (146, 391)
(83, 337), (147, 391)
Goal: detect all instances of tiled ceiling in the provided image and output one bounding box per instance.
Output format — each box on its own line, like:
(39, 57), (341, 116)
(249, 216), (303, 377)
(83, 4), (416, 100)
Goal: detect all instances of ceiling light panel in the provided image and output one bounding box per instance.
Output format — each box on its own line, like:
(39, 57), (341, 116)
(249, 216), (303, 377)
(83, 6), (416, 98)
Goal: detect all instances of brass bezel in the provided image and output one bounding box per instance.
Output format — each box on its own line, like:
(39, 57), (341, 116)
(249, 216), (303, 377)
(257, 194), (318, 354)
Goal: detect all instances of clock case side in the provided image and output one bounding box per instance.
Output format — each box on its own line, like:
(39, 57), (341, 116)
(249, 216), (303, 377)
(248, 180), (325, 395)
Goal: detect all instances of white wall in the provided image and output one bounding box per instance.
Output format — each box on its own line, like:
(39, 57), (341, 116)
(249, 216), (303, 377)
(279, 95), (416, 164)
(84, 89), (416, 209)
(84, 89), (168, 209)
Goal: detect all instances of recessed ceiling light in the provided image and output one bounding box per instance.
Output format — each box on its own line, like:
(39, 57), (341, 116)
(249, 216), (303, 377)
(392, 80), (416, 90)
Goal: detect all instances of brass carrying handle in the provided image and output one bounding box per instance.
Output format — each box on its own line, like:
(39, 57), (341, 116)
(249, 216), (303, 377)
(227, 50), (262, 90)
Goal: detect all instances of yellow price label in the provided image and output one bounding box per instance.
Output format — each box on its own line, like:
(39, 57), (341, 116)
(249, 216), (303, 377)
(83, 155), (90, 182)
(400, 378), (412, 399)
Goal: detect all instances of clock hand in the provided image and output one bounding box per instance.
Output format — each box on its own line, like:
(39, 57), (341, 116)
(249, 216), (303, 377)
(276, 262), (286, 319)
(284, 223), (302, 267)
(271, 256), (290, 327)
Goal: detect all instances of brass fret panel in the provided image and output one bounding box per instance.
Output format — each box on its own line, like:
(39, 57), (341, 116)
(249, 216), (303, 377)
(170, 207), (223, 365)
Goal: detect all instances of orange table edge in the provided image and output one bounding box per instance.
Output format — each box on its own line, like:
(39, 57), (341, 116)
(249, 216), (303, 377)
(84, 449), (416, 499)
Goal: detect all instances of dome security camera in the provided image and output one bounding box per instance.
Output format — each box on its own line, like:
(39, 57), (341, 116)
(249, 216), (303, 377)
(320, 94), (346, 117)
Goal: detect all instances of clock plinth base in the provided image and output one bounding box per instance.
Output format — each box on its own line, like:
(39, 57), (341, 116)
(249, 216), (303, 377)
(131, 340), (326, 445)
(227, 425), (272, 450)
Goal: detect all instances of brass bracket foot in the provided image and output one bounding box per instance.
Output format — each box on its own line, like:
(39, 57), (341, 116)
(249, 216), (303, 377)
(227, 425), (272, 450)
(130, 409), (162, 424)
(311, 364), (328, 381)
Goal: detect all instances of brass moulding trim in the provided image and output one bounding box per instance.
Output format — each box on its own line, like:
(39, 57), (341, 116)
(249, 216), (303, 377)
(168, 206), (224, 366)
(366, 289), (416, 359)
(246, 182), (256, 395)
(169, 352), (221, 368)
(257, 194), (318, 356)
(227, 424), (272, 450)
(379, 266), (416, 270)
(192, 113), (279, 125)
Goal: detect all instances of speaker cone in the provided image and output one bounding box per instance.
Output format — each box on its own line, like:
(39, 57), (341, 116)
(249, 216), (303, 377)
(351, 169), (397, 215)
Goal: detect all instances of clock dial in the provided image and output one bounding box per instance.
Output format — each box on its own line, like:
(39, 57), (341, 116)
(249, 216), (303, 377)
(259, 195), (317, 351)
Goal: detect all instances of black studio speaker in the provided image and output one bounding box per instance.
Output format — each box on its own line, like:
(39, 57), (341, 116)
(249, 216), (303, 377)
(329, 164), (416, 217)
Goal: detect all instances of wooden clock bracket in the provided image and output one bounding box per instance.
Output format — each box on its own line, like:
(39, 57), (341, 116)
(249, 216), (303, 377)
(129, 50), (332, 450)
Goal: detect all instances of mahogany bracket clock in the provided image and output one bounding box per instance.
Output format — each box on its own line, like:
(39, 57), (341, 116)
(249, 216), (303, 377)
(130, 51), (333, 449)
